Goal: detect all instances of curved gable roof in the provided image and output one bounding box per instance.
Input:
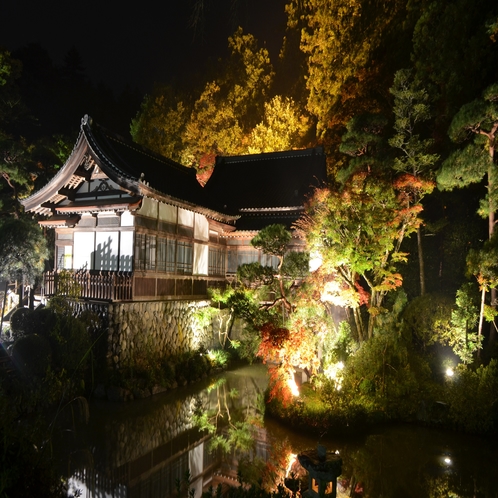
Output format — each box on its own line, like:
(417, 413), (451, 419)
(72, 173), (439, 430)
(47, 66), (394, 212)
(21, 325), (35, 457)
(22, 115), (232, 221)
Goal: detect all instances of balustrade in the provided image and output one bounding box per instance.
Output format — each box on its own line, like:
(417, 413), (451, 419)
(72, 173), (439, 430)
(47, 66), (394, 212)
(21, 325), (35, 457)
(43, 270), (133, 301)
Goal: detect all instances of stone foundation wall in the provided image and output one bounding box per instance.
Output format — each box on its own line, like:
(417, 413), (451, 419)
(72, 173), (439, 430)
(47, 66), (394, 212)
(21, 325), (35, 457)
(107, 300), (213, 369)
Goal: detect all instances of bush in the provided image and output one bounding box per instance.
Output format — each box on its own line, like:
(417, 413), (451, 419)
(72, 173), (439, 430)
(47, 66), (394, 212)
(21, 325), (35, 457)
(11, 334), (52, 377)
(445, 360), (498, 433)
(10, 307), (34, 340)
(32, 307), (58, 338)
(48, 315), (91, 375)
(401, 293), (454, 351)
(207, 348), (230, 368)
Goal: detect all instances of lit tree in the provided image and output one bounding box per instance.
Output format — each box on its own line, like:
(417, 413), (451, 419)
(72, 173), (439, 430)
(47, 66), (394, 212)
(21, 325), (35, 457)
(466, 235), (498, 358)
(388, 69), (438, 296)
(247, 96), (309, 154)
(130, 85), (189, 165)
(337, 112), (388, 182)
(449, 282), (480, 364)
(296, 170), (423, 341)
(286, 0), (407, 136)
(0, 218), (49, 309)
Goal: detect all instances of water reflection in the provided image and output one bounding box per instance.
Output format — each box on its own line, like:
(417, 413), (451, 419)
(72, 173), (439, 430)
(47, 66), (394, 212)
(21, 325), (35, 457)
(63, 364), (498, 498)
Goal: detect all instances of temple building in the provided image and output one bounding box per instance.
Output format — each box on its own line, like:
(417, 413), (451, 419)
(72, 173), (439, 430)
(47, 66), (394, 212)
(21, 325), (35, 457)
(21, 115), (326, 365)
(22, 115), (326, 303)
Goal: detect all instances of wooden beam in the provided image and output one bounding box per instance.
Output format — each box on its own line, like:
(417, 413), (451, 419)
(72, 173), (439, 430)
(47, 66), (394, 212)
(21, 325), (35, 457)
(74, 166), (94, 181)
(57, 187), (76, 201)
(41, 202), (57, 212)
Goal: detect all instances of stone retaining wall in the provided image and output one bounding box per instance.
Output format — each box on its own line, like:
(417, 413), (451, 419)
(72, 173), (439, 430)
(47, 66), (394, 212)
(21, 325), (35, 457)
(107, 300), (212, 369)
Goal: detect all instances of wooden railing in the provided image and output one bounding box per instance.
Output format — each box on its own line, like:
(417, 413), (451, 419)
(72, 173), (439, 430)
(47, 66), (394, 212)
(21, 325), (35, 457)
(43, 270), (133, 301)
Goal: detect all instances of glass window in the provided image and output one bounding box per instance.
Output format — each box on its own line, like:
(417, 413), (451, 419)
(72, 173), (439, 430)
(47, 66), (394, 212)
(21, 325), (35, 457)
(167, 238), (176, 272)
(134, 233), (146, 271)
(208, 247), (226, 276)
(145, 235), (156, 270)
(176, 240), (193, 274)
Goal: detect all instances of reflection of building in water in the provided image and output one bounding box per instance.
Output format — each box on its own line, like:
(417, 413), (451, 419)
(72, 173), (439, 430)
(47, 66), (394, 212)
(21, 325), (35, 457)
(67, 369), (269, 497)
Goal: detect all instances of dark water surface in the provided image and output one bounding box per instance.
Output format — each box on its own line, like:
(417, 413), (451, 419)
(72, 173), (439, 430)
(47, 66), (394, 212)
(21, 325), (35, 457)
(59, 364), (498, 497)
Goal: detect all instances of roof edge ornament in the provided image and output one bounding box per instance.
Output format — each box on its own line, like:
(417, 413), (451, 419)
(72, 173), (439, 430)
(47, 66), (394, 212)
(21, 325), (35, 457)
(82, 114), (92, 126)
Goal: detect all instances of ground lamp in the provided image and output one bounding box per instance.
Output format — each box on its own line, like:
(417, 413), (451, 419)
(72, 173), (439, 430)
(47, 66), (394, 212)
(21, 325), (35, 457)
(298, 445), (342, 498)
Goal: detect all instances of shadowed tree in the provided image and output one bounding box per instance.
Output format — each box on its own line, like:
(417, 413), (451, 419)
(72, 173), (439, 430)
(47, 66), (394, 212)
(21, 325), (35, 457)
(0, 218), (49, 309)
(438, 82), (498, 344)
(466, 234), (498, 358)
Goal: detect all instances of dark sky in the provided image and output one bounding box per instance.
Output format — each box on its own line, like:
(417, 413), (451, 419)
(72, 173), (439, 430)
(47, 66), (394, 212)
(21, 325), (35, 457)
(1, 0), (288, 96)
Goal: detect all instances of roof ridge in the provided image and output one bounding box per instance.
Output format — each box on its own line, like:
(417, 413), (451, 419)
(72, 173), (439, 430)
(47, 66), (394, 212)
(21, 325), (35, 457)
(97, 127), (194, 176)
(217, 146), (324, 164)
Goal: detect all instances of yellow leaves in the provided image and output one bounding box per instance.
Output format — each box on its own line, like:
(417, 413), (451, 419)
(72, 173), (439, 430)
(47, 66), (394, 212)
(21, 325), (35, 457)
(247, 96), (309, 154)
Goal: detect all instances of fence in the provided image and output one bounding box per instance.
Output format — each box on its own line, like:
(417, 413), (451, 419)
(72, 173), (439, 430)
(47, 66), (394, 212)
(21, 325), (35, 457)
(43, 270), (133, 301)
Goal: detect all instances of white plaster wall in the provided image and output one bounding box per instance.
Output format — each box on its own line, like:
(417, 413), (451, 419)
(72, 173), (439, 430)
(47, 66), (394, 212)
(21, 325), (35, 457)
(178, 207), (194, 227)
(95, 232), (119, 270)
(138, 197), (158, 219)
(120, 231), (134, 271)
(194, 213), (209, 241)
(193, 243), (208, 275)
(159, 203), (177, 223)
(73, 232), (95, 270)
(121, 211), (134, 227)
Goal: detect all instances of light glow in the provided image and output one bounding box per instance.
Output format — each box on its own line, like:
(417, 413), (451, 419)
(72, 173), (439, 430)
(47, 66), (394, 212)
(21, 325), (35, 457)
(323, 361), (345, 390)
(288, 377), (300, 397)
(285, 453), (298, 478)
(445, 367), (454, 378)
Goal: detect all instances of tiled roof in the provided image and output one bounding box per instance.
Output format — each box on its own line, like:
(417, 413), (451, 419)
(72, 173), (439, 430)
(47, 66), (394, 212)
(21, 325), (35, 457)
(22, 116), (327, 232)
(84, 117), (206, 207)
(204, 147), (327, 230)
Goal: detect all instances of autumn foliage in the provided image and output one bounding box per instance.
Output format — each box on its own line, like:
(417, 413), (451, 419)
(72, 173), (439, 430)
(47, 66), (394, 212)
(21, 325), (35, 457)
(257, 321), (319, 406)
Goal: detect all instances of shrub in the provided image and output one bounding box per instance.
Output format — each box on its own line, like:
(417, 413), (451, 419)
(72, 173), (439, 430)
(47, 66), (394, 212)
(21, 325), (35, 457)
(32, 307), (58, 338)
(445, 360), (498, 433)
(207, 348), (230, 368)
(11, 334), (52, 377)
(49, 315), (91, 375)
(10, 307), (34, 339)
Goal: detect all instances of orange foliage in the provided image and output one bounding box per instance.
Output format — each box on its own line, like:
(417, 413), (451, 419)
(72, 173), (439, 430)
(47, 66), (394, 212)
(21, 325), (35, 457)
(196, 153), (216, 185)
(266, 365), (294, 407)
(259, 322), (290, 349)
(354, 280), (370, 306)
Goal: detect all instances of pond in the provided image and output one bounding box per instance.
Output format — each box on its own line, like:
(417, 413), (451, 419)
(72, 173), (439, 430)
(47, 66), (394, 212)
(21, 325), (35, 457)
(59, 364), (498, 497)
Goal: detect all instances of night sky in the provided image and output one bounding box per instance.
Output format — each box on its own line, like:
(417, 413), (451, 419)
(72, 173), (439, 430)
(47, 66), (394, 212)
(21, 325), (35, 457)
(1, 0), (288, 95)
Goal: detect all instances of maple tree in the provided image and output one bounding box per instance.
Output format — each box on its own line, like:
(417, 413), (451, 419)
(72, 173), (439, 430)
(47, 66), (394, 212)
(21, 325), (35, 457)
(295, 169), (424, 341)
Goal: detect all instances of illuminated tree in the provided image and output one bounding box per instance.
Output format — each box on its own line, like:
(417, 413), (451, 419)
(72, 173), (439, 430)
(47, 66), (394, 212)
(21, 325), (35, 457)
(130, 85), (189, 164)
(0, 218), (49, 310)
(131, 28), (274, 178)
(296, 170), (423, 341)
(0, 49), (32, 216)
(449, 282), (480, 363)
(411, 0), (498, 134)
(337, 112), (388, 182)
(286, 0), (408, 137)
(388, 69), (438, 295)
(466, 235), (498, 357)
(247, 96), (309, 154)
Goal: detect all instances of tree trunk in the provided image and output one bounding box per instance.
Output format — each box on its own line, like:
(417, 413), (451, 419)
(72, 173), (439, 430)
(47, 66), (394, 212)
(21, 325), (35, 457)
(353, 307), (365, 342)
(0, 282), (8, 335)
(417, 226), (426, 296)
(488, 153), (496, 346)
(477, 286), (486, 361)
